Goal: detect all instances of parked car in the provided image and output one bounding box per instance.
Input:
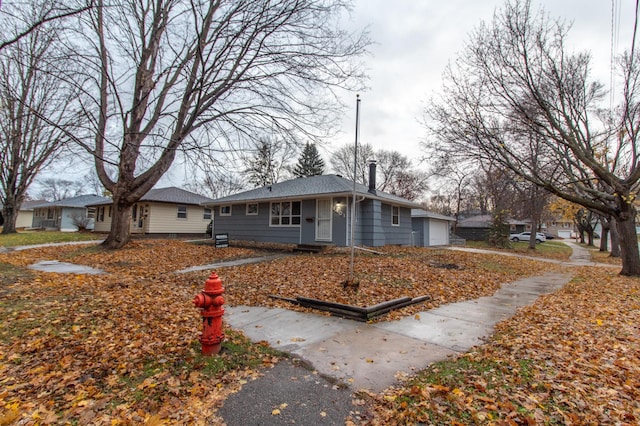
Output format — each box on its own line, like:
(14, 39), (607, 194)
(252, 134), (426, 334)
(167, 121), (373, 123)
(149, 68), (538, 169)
(509, 232), (546, 243)
(543, 232), (555, 240)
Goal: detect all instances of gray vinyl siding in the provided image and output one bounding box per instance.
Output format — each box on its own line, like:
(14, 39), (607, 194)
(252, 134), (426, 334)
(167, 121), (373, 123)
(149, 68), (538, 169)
(359, 199), (385, 246)
(381, 204), (413, 245)
(213, 202), (301, 244)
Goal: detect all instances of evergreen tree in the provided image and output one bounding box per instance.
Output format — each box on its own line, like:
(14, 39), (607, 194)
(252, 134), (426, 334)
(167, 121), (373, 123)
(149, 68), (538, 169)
(293, 142), (325, 177)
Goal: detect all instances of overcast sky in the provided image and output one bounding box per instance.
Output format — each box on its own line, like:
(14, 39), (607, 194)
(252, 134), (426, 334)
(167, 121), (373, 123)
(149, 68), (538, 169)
(324, 0), (637, 164)
(37, 0), (638, 194)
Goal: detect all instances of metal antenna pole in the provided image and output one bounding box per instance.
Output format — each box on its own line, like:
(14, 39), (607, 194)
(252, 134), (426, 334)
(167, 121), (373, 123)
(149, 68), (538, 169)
(349, 94), (360, 283)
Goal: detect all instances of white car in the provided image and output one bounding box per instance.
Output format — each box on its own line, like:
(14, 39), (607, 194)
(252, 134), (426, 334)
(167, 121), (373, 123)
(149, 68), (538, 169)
(509, 232), (546, 243)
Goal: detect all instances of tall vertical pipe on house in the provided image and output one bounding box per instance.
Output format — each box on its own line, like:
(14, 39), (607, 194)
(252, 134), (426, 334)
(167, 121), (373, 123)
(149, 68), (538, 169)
(349, 95), (361, 283)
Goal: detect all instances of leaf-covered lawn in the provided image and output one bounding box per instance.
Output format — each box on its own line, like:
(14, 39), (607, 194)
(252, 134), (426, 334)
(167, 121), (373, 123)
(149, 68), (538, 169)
(1, 239), (632, 424)
(217, 247), (557, 320)
(364, 267), (640, 425)
(0, 231), (104, 248)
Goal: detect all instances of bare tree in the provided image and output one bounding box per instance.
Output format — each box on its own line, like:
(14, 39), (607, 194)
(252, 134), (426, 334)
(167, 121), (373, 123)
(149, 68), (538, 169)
(0, 0), (94, 51)
(0, 1), (83, 234)
(69, 0), (369, 249)
(425, 0), (640, 275)
(330, 144), (428, 199)
(375, 150), (428, 200)
(37, 178), (85, 201)
(330, 142), (375, 184)
(243, 136), (295, 187)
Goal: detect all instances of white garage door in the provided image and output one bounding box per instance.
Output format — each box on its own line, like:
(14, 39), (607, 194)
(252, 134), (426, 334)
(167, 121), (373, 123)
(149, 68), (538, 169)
(429, 221), (449, 246)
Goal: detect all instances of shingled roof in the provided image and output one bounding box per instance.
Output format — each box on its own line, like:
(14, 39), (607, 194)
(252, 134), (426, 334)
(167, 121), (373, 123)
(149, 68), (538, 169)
(31, 194), (111, 209)
(205, 174), (421, 208)
(86, 187), (215, 207)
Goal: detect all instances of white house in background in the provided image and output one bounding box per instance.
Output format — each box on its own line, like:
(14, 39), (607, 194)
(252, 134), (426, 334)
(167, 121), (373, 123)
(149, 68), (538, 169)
(31, 195), (110, 231)
(88, 187), (215, 235)
(410, 209), (456, 246)
(16, 200), (47, 228)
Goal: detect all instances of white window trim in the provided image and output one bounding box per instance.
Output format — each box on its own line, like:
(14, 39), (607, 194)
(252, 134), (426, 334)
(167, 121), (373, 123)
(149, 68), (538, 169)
(391, 205), (400, 226)
(269, 201), (301, 227)
(246, 203), (258, 215)
(220, 205), (232, 216)
(203, 207), (212, 220)
(177, 204), (188, 219)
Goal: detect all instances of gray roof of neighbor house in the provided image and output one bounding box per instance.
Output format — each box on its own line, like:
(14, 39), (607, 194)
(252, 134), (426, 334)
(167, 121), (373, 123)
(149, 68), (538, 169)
(18, 200), (47, 210)
(411, 209), (456, 222)
(205, 174), (421, 208)
(86, 187), (215, 207)
(31, 195), (111, 209)
(457, 214), (527, 228)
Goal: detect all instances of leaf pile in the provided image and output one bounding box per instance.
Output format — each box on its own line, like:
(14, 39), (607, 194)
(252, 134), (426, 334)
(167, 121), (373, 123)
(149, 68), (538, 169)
(218, 247), (556, 320)
(0, 241), (278, 425)
(365, 267), (640, 425)
(0, 240), (562, 423)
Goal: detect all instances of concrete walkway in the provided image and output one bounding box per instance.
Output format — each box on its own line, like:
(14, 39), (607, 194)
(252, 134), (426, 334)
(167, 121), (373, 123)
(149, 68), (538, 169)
(447, 240), (618, 268)
(224, 271), (572, 393)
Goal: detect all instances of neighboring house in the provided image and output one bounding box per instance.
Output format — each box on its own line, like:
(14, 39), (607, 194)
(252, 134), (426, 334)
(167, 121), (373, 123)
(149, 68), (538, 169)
(32, 195), (111, 232)
(541, 217), (575, 238)
(17, 200), (47, 228)
(411, 209), (456, 247)
(89, 187), (215, 235)
(456, 215), (527, 241)
(204, 165), (423, 248)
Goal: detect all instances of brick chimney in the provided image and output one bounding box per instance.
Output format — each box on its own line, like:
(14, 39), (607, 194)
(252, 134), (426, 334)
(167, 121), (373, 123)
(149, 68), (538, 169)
(368, 160), (377, 194)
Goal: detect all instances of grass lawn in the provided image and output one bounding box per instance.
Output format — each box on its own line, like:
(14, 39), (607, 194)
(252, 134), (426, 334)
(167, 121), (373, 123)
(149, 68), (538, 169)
(0, 238), (636, 424)
(0, 230), (104, 248)
(465, 239), (572, 260)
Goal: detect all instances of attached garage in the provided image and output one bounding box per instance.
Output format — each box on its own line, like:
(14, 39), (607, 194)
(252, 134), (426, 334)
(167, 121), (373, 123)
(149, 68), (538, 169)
(411, 209), (456, 247)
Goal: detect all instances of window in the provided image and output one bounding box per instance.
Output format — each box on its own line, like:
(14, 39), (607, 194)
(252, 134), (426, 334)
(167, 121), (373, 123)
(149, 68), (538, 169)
(220, 205), (231, 216)
(246, 203), (258, 215)
(203, 208), (212, 220)
(392, 206), (400, 226)
(47, 208), (54, 220)
(87, 207), (96, 219)
(177, 205), (187, 219)
(270, 201), (301, 226)
(97, 207), (105, 222)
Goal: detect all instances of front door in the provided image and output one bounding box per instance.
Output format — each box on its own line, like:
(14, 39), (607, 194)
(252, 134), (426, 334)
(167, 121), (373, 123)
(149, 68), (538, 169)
(316, 199), (332, 241)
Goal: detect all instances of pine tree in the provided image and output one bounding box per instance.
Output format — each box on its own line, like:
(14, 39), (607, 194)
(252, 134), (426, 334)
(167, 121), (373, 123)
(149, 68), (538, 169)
(293, 142), (325, 177)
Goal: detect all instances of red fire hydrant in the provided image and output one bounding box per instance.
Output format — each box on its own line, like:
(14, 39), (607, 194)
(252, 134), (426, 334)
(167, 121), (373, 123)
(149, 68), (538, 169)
(193, 272), (225, 355)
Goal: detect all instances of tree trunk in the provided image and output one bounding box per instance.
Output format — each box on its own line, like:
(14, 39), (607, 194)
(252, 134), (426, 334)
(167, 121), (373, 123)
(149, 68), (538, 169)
(1, 193), (24, 234)
(599, 219), (610, 252)
(101, 201), (132, 249)
(614, 204), (640, 276)
(1, 204), (18, 234)
(610, 220), (621, 258)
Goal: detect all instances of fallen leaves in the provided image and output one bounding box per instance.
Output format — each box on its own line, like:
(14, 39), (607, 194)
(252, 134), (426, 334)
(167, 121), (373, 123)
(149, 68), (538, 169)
(0, 239), (614, 424)
(217, 247), (554, 320)
(365, 267), (640, 424)
(0, 240), (279, 424)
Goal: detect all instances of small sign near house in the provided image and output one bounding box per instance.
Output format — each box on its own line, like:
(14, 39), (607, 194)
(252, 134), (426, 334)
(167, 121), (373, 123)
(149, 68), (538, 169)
(214, 233), (229, 248)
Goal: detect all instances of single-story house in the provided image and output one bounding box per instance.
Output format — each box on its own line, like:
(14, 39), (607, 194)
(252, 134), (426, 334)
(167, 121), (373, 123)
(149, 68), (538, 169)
(411, 209), (456, 246)
(456, 214), (527, 241)
(88, 187), (215, 235)
(31, 195), (111, 232)
(204, 166), (426, 248)
(0, 200), (47, 228)
(17, 200), (47, 228)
